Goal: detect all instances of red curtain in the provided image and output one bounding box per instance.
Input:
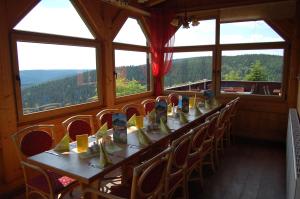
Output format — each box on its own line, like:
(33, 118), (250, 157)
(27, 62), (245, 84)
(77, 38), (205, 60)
(149, 9), (176, 96)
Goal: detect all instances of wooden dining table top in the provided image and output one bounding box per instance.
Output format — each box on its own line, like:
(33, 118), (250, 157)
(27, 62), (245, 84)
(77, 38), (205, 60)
(27, 105), (221, 184)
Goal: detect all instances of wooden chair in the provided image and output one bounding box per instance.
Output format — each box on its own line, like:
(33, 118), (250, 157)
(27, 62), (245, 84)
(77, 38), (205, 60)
(96, 108), (120, 129)
(141, 99), (156, 114)
(83, 148), (171, 199)
(226, 97), (240, 143)
(11, 125), (77, 199)
(155, 96), (169, 104)
(214, 105), (232, 165)
(204, 111), (220, 172)
(164, 131), (193, 199)
(62, 115), (95, 141)
(186, 122), (210, 190)
(122, 103), (144, 120)
(168, 93), (179, 106)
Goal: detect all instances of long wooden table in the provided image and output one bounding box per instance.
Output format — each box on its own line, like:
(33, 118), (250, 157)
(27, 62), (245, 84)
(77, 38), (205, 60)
(27, 105), (221, 198)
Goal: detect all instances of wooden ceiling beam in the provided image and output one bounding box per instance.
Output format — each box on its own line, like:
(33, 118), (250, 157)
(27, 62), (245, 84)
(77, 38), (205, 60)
(101, 0), (150, 16)
(146, 0), (167, 7)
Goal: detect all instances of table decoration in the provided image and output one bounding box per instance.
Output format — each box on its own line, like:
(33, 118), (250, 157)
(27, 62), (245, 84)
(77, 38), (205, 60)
(53, 134), (70, 152)
(160, 118), (171, 134)
(112, 113), (127, 144)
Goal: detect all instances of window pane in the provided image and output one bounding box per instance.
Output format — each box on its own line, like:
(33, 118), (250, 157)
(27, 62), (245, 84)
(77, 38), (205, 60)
(174, 19), (216, 46)
(220, 20), (284, 44)
(14, 0), (94, 39)
(113, 18), (147, 46)
(115, 50), (149, 97)
(221, 49), (284, 96)
(17, 42), (98, 114)
(164, 52), (213, 91)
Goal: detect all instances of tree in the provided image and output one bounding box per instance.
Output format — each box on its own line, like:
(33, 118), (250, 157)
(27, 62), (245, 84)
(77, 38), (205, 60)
(245, 60), (268, 81)
(116, 77), (146, 97)
(224, 70), (241, 80)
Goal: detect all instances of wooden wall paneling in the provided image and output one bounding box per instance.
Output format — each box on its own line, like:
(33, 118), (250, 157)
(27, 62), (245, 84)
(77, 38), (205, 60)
(0, 1), (21, 184)
(265, 19), (294, 42)
(295, 0), (300, 113)
(6, 0), (39, 29)
(288, 0), (300, 108)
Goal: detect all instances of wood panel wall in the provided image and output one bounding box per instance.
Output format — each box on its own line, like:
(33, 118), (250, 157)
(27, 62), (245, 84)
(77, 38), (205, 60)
(0, 0), (299, 194)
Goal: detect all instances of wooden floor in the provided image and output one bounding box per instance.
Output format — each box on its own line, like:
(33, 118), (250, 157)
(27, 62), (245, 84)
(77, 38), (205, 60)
(8, 141), (286, 199)
(189, 141), (286, 199)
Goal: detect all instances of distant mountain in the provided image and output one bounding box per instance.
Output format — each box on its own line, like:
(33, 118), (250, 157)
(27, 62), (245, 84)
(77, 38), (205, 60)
(20, 70), (86, 88)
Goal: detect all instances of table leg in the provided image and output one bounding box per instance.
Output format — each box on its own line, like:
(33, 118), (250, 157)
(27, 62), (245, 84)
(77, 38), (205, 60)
(80, 180), (99, 199)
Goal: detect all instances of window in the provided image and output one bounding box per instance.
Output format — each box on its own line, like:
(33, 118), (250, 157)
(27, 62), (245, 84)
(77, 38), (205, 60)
(220, 49), (284, 96)
(174, 19), (216, 46)
(164, 52), (213, 91)
(219, 20), (286, 96)
(113, 17), (151, 98)
(220, 20), (284, 44)
(114, 50), (150, 97)
(12, 0), (100, 117)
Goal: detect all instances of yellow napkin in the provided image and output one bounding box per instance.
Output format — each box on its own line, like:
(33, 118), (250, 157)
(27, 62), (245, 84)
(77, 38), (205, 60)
(212, 98), (219, 107)
(167, 103), (172, 113)
(194, 105), (202, 116)
(148, 109), (156, 124)
(54, 134), (70, 152)
(192, 94), (197, 108)
(128, 114), (136, 127)
(160, 118), (171, 134)
(99, 141), (112, 169)
(179, 112), (189, 124)
(95, 123), (108, 140)
(136, 128), (152, 146)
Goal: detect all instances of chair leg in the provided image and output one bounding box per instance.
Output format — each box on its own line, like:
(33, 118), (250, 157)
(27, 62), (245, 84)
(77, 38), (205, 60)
(183, 177), (189, 199)
(25, 186), (29, 199)
(214, 141), (220, 166)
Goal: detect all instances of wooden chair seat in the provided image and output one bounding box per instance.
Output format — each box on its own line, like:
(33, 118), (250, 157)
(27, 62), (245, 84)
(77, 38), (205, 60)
(27, 170), (76, 195)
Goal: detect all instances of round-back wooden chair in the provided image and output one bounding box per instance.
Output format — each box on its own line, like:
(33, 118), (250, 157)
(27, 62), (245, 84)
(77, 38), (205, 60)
(204, 111), (220, 172)
(83, 148), (171, 199)
(155, 96), (169, 104)
(96, 108), (120, 129)
(186, 122), (210, 190)
(62, 115), (95, 141)
(122, 103), (144, 120)
(11, 125), (77, 199)
(226, 97), (240, 143)
(214, 105), (232, 165)
(164, 131), (193, 199)
(168, 93), (179, 106)
(141, 99), (156, 114)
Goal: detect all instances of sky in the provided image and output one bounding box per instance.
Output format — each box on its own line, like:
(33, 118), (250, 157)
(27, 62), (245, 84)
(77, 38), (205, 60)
(14, 0), (284, 70)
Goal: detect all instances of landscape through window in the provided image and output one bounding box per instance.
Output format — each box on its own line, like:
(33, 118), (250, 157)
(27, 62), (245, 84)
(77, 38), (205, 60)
(17, 42), (98, 114)
(164, 52), (213, 91)
(220, 49), (284, 96)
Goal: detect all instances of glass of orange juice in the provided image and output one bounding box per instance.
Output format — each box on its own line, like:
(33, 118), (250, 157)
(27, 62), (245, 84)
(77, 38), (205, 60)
(135, 115), (144, 128)
(76, 134), (88, 153)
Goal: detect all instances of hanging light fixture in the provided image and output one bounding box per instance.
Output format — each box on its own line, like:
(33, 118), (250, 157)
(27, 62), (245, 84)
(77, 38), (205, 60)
(180, 0), (199, 29)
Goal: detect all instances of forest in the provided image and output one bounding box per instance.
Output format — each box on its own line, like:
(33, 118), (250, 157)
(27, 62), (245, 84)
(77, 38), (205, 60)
(20, 54), (283, 112)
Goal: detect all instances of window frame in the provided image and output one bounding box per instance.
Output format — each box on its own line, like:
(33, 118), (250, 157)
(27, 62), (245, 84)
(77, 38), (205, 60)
(112, 17), (153, 103)
(216, 19), (289, 100)
(163, 17), (290, 101)
(11, 30), (103, 123)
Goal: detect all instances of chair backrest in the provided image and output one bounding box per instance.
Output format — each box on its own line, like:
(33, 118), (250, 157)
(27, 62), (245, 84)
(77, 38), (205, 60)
(122, 104), (143, 120)
(205, 111), (220, 138)
(62, 115), (95, 141)
(141, 99), (156, 114)
(11, 125), (55, 160)
(156, 96), (169, 104)
(96, 109), (120, 129)
(168, 93), (179, 106)
(191, 122), (209, 151)
(217, 105), (231, 129)
(167, 131), (193, 174)
(131, 148), (171, 199)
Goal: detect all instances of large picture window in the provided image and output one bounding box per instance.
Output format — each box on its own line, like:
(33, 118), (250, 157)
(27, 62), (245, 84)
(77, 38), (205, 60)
(164, 52), (213, 91)
(113, 17), (151, 98)
(12, 0), (100, 118)
(220, 49), (284, 96)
